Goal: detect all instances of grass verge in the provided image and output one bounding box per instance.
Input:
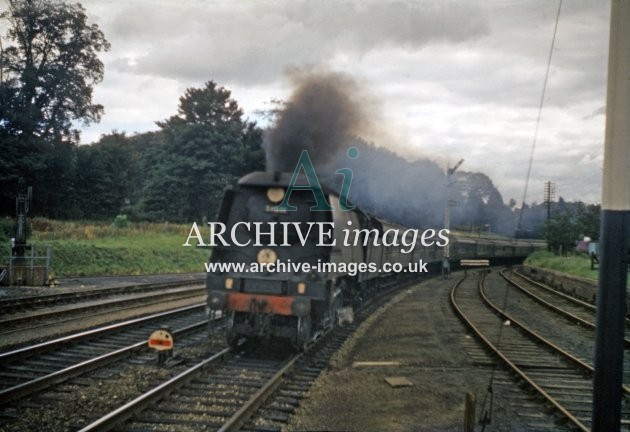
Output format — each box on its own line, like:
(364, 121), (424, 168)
(524, 250), (598, 280)
(1, 218), (210, 277)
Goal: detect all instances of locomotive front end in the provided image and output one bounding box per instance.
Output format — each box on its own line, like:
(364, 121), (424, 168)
(206, 172), (336, 348)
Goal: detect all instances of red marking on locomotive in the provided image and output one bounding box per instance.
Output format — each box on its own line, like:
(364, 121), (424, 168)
(226, 292), (295, 316)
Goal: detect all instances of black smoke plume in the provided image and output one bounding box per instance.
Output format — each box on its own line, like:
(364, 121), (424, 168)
(265, 69), (370, 172)
(264, 69), (448, 228)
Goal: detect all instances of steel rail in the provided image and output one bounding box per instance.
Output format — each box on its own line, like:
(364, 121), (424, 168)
(74, 272), (420, 432)
(218, 353), (302, 432)
(0, 278), (203, 312)
(502, 270), (630, 349)
(450, 272), (590, 432)
(0, 303), (205, 361)
(482, 273), (630, 395)
(0, 320), (208, 404)
(501, 269), (596, 328)
(0, 286), (205, 330)
(513, 269), (596, 311)
(514, 268), (630, 325)
(77, 348), (233, 432)
(480, 275), (592, 371)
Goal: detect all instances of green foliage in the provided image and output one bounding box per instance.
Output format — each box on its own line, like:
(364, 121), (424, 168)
(525, 250), (598, 280)
(30, 218), (190, 241)
(141, 81), (265, 222)
(544, 204), (600, 255)
(545, 212), (579, 254)
(573, 202), (600, 240)
(0, 217), (14, 241)
(112, 214), (129, 229)
(75, 132), (140, 219)
(1, 78), (265, 223)
(1, 0), (110, 140)
(46, 234), (208, 277)
(451, 171), (509, 233)
(27, 219), (207, 276)
(0, 0), (110, 216)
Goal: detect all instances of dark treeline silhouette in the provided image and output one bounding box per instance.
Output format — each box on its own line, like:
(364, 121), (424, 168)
(43, 81), (264, 222)
(2, 79), (266, 222)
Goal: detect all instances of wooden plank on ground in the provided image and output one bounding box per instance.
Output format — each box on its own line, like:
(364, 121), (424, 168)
(460, 259), (490, 266)
(352, 361), (400, 368)
(384, 377), (413, 388)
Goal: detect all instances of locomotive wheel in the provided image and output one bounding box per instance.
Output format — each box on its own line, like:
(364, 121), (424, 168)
(207, 309), (216, 334)
(226, 331), (240, 348)
(329, 294), (343, 328)
(225, 311), (240, 348)
(338, 277), (362, 309)
(351, 283), (363, 309)
(296, 315), (312, 351)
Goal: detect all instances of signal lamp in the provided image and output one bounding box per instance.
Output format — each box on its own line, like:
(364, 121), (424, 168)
(225, 277), (234, 289)
(297, 282), (306, 294)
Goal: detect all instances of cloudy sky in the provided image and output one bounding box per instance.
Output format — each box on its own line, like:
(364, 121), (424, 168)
(79, 0), (611, 205)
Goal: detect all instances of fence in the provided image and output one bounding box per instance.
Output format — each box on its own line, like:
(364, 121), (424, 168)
(1, 245), (51, 286)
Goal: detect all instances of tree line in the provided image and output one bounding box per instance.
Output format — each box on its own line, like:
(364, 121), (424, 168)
(2, 79), (265, 222)
(0, 1), (264, 222)
(74, 82), (264, 222)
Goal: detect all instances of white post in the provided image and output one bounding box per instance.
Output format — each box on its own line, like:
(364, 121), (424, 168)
(592, 1), (630, 430)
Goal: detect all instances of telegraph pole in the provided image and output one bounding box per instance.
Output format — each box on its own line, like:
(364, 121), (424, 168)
(592, 1), (630, 430)
(543, 181), (555, 222)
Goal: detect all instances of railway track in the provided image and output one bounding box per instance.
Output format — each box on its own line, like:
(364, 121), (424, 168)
(78, 347), (288, 432)
(77, 319), (365, 432)
(0, 304), (209, 407)
(0, 278), (203, 314)
(451, 269), (630, 431)
(498, 268), (630, 387)
(0, 285), (206, 341)
(506, 268), (630, 344)
(74, 275), (410, 432)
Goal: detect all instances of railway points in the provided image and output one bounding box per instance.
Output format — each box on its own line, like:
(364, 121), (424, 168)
(0, 274), (205, 349)
(0, 267), (615, 431)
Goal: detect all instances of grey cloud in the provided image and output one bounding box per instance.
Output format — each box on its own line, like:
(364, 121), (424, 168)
(283, 1), (489, 51)
(583, 105), (605, 120)
(79, 0), (610, 204)
(102, 0), (489, 85)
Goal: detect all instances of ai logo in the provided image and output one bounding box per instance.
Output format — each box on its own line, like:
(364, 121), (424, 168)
(275, 147), (359, 211)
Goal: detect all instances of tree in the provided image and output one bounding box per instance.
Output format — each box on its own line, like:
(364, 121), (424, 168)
(545, 211), (580, 255)
(75, 132), (140, 219)
(450, 171), (505, 233)
(1, 0), (109, 141)
(574, 202), (600, 241)
(142, 81), (265, 222)
(543, 202), (600, 255)
(0, 0), (110, 215)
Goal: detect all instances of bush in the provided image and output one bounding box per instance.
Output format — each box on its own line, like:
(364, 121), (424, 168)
(113, 214), (129, 229)
(0, 218), (14, 241)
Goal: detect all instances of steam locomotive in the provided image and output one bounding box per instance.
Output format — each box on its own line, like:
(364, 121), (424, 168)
(206, 171), (539, 348)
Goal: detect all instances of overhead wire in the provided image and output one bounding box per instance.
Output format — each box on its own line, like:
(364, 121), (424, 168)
(482, 6), (565, 425)
(516, 0), (563, 235)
